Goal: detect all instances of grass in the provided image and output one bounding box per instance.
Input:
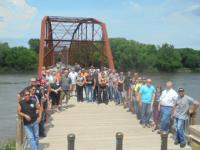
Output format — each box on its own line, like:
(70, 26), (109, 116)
(0, 139), (15, 150)
(191, 141), (200, 150)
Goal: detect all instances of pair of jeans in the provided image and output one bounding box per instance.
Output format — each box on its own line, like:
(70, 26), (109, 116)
(174, 118), (186, 144)
(118, 91), (123, 104)
(134, 100), (142, 120)
(114, 88), (120, 104)
(114, 88), (122, 104)
(108, 86), (114, 100)
(93, 86), (98, 102)
(160, 106), (173, 132)
(141, 103), (152, 125)
(24, 120), (40, 150)
(85, 85), (93, 102)
(98, 87), (108, 104)
(39, 112), (46, 137)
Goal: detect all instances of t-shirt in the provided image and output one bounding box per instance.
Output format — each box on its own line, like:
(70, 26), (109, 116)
(19, 99), (37, 125)
(174, 95), (195, 120)
(139, 85), (156, 104)
(160, 89), (178, 107)
(134, 83), (142, 93)
(46, 74), (54, 84)
(76, 76), (84, 86)
(50, 82), (61, 98)
(35, 85), (42, 101)
(118, 76), (124, 92)
(68, 72), (78, 84)
(60, 76), (71, 91)
(30, 95), (39, 104)
(108, 73), (115, 86)
(86, 75), (94, 86)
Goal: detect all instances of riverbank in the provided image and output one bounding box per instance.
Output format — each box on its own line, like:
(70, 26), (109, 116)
(0, 67), (37, 74)
(0, 139), (15, 150)
(132, 67), (200, 74)
(1, 67), (200, 74)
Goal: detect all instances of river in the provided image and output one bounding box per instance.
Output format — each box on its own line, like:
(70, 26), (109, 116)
(0, 73), (199, 140)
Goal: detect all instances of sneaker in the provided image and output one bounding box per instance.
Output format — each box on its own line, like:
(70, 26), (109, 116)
(146, 124), (151, 128)
(142, 124), (146, 128)
(180, 143), (186, 148)
(174, 140), (179, 145)
(157, 130), (161, 134)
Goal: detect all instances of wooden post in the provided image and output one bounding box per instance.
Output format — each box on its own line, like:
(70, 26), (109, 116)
(189, 125), (200, 149)
(116, 132), (123, 150)
(68, 133), (75, 150)
(189, 112), (197, 125)
(160, 131), (168, 150)
(16, 115), (23, 150)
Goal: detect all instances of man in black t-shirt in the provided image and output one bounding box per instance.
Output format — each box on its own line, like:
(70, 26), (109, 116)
(18, 90), (41, 150)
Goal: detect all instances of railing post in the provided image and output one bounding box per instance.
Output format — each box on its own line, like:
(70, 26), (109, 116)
(68, 133), (75, 150)
(160, 131), (168, 150)
(116, 132), (123, 150)
(16, 115), (23, 150)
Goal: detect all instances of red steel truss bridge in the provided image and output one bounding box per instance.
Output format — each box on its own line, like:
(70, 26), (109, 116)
(38, 16), (115, 76)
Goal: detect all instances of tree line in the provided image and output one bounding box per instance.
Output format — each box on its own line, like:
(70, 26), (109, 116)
(109, 38), (200, 72)
(0, 41), (38, 72)
(0, 38), (200, 72)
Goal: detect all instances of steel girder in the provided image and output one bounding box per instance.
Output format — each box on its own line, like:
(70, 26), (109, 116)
(38, 16), (115, 76)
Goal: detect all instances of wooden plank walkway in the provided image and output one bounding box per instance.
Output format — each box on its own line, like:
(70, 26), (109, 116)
(40, 98), (191, 150)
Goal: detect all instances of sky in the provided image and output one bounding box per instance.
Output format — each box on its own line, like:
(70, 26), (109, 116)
(0, 0), (200, 49)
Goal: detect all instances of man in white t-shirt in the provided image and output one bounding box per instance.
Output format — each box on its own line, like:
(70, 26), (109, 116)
(159, 81), (178, 132)
(68, 69), (78, 96)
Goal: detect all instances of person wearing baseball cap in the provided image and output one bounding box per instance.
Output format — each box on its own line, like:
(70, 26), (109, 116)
(17, 78), (37, 101)
(172, 87), (200, 148)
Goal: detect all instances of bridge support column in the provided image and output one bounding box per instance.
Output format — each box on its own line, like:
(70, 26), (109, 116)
(160, 131), (168, 150)
(116, 132), (123, 150)
(68, 133), (75, 150)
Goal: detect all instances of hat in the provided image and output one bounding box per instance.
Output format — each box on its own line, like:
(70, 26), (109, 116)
(178, 88), (185, 92)
(30, 78), (36, 82)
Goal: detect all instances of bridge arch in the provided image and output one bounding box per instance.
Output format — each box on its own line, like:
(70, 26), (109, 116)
(38, 16), (115, 76)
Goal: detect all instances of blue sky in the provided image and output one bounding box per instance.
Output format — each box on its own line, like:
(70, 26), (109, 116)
(0, 0), (200, 49)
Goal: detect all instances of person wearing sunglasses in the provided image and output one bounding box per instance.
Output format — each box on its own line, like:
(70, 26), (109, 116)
(18, 90), (41, 150)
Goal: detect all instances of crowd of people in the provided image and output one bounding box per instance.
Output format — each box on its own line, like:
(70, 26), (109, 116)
(17, 62), (200, 150)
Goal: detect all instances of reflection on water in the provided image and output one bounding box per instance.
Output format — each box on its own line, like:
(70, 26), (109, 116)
(0, 73), (199, 140)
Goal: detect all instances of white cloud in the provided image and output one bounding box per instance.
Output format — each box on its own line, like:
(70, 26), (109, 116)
(122, 1), (142, 12)
(183, 4), (200, 16)
(0, 0), (38, 38)
(161, 4), (200, 23)
(129, 1), (141, 10)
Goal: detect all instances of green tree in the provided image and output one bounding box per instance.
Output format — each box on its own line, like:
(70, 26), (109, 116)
(28, 39), (40, 53)
(178, 48), (200, 69)
(156, 44), (182, 72)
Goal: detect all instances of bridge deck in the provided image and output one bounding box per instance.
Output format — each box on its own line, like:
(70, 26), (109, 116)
(40, 98), (191, 150)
